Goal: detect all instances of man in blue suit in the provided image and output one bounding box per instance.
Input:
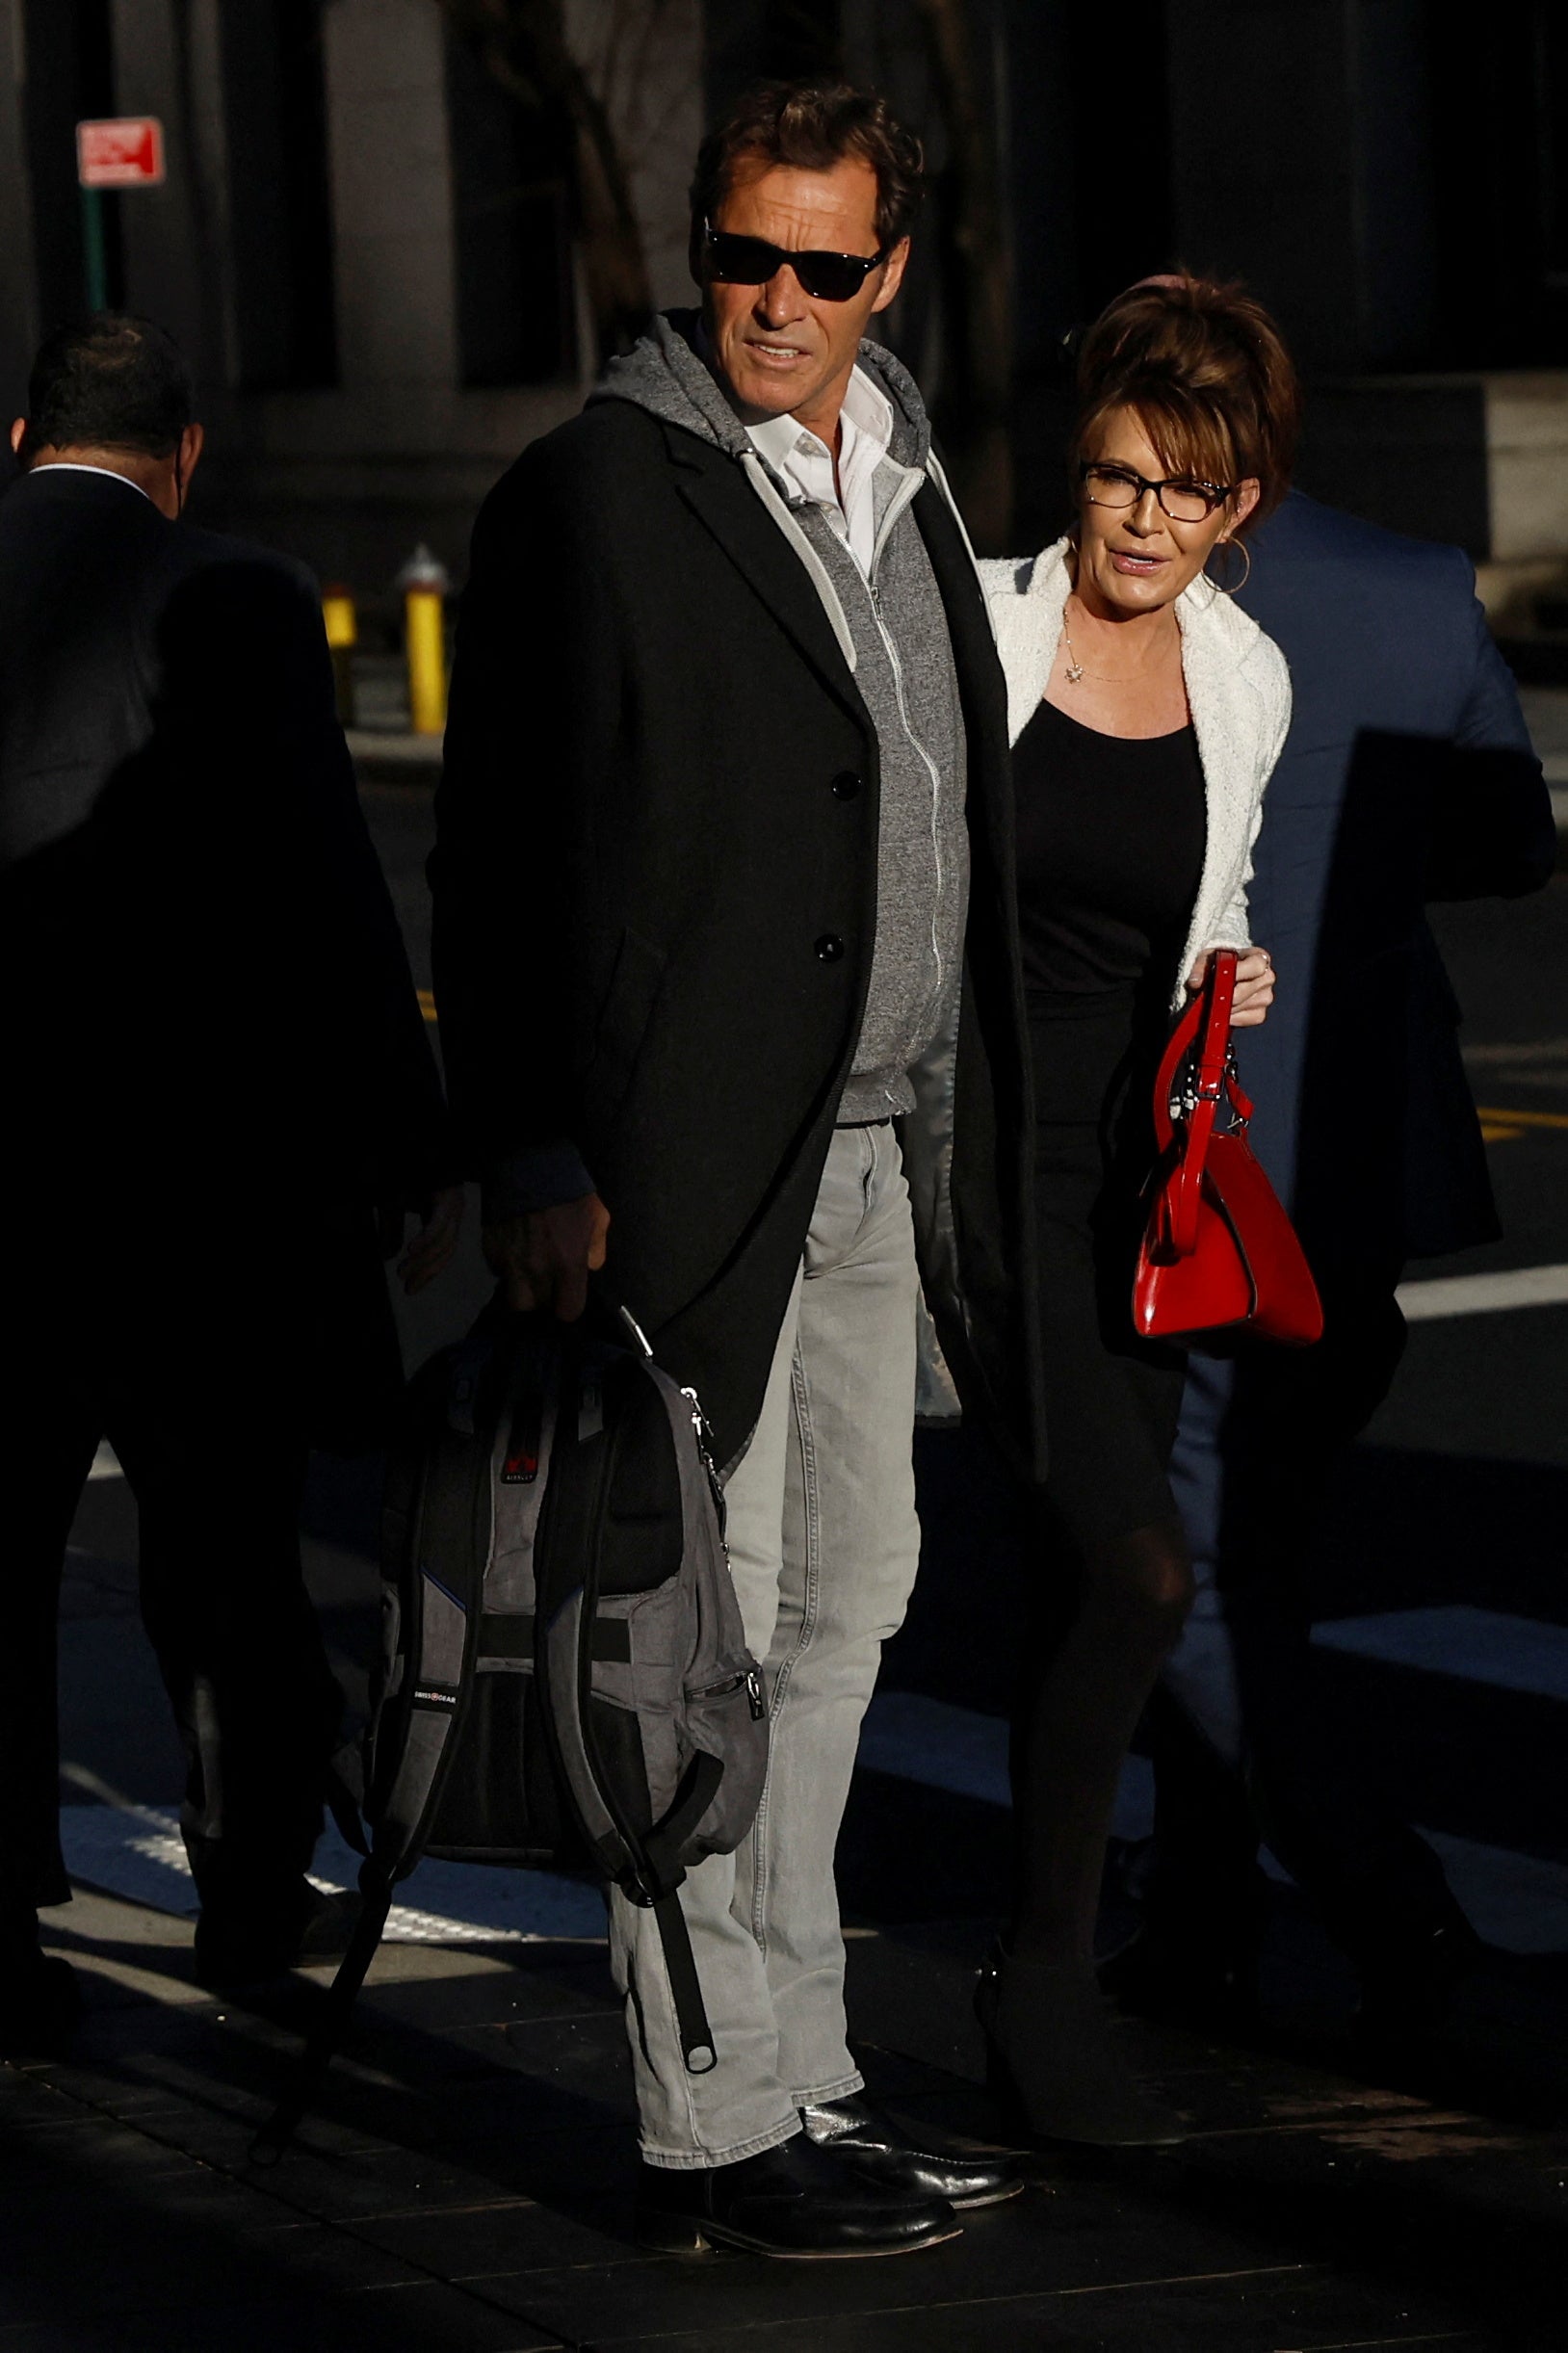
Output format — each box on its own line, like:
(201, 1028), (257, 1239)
(1116, 490), (1555, 2031)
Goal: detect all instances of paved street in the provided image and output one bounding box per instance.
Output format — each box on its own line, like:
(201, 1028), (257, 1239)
(10, 713), (1568, 2350)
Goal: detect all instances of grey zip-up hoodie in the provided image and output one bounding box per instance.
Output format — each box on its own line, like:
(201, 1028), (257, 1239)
(592, 311), (969, 1124)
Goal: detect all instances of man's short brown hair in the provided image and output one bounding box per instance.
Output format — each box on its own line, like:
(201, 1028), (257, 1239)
(691, 80), (925, 254)
(20, 313), (194, 463)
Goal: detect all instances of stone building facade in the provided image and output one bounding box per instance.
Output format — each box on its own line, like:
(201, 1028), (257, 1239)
(1, 0), (1565, 626)
(0, 0), (703, 588)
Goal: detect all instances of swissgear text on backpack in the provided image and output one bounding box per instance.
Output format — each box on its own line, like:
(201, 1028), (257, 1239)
(256, 1302), (769, 2160)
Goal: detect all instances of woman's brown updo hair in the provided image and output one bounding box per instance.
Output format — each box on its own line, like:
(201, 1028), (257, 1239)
(1073, 275), (1301, 540)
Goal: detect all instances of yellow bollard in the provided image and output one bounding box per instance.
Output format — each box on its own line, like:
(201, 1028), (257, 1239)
(398, 544), (450, 737)
(321, 584), (357, 728)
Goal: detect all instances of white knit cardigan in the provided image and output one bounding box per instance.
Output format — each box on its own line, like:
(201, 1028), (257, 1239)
(980, 538), (1293, 1007)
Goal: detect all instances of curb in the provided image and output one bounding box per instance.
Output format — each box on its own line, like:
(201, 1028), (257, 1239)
(349, 729), (441, 783)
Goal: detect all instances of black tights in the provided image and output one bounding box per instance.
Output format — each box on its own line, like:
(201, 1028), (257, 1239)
(1008, 1516), (1196, 1967)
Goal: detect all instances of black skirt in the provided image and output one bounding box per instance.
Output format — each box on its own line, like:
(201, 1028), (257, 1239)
(1013, 696), (1207, 1551)
(1032, 989), (1188, 1551)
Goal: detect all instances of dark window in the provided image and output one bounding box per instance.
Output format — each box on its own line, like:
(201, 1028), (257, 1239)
(22, 0), (125, 327)
(704, 0), (842, 118)
(1065, 0), (1174, 324)
(1537, 2), (1568, 291)
(445, 35), (575, 388)
(220, 0), (337, 389)
(1430, 0), (1568, 365)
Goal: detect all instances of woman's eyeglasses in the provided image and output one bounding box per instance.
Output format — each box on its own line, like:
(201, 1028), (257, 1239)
(1080, 462), (1233, 523)
(702, 221), (889, 304)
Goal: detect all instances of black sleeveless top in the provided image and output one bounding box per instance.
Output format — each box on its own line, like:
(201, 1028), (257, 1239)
(1014, 695), (1206, 1127)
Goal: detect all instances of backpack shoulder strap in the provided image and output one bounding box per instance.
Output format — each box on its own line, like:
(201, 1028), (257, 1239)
(255, 1326), (505, 2165)
(369, 1377), (491, 1880)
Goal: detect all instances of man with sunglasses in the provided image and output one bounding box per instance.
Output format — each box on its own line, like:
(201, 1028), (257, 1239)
(434, 81), (1041, 2256)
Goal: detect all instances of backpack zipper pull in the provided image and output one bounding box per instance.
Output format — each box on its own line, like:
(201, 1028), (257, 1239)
(681, 1384), (729, 1531)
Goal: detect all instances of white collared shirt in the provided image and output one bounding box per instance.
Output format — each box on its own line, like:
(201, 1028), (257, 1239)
(31, 461), (152, 502)
(745, 366), (896, 577)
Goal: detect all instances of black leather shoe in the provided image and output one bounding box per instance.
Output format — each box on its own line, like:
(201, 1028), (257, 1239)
(801, 2092), (1024, 2209)
(1, 1905), (82, 2056)
(1354, 1918), (1489, 2041)
(195, 1883), (361, 1989)
(0, 1951), (83, 2056)
(637, 2131), (962, 2258)
(1355, 1934), (1568, 2116)
(977, 1945), (1188, 2148)
(1099, 1918), (1263, 2035)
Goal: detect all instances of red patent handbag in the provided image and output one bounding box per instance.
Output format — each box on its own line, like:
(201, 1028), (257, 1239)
(1132, 950), (1324, 1347)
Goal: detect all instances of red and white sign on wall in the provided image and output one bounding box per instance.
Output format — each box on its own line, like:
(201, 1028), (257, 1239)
(76, 118), (166, 190)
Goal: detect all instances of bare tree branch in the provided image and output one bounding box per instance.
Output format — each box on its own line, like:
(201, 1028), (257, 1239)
(913, 0), (1014, 549)
(433, 0), (654, 363)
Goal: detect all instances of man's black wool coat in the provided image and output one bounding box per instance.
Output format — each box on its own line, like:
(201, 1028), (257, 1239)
(0, 466), (445, 1439)
(434, 398), (1045, 1474)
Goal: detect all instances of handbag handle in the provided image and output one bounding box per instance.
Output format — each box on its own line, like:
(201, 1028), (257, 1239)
(1153, 950), (1252, 1259)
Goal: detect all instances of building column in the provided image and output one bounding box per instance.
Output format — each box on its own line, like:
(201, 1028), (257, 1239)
(108, 0), (225, 385)
(1164, 0), (1436, 375)
(0, 0), (38, 407)
(323, 0), (459, 399)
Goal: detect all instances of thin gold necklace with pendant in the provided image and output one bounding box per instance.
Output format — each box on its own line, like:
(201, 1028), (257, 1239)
(1061, 607), (1177, 686)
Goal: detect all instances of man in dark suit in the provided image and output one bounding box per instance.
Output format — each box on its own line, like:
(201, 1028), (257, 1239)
(0, 316), (457, 2047)
(435, 84), (1038, 2254)
(1115, 489), (1555, 2028)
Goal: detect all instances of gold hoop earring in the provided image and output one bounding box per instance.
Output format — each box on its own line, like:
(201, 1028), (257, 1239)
(1207, 536), (1251, 596)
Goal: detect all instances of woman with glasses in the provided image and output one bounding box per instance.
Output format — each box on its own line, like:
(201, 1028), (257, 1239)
(973, 275), (1298, 2146)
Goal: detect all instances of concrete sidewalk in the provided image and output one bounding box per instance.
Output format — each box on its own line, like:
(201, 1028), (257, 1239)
(6, 1875), (1563, 2351)
(9, 733), (1561, 2351)
(39, 1376), (1568, 2352)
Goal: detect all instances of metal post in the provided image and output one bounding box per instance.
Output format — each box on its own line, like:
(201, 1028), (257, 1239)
(81, 186), (108, 314)
(322, 586), (358, 729)
(397, 545), (450, 738)
(405, 589), (447, 737)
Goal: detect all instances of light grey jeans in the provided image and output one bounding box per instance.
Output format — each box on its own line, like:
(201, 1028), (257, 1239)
(609, 1122), (923, 2166)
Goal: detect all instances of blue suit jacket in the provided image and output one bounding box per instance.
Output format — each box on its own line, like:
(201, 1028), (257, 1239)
(1233, 492), (1555, 1271)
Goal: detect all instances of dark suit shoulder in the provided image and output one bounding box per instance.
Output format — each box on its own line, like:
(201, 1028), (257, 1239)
(158, 518), (318, 601)
(0, 473), (317, 617)
(1262, 492), (1473, 589)
(0, 464), (167, 557)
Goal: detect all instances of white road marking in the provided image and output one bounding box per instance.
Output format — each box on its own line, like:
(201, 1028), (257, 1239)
(857, 1695), (1156, 1843)
(1422, 1829), (1568, 1954)
(345, 728), (442, 763)
(1312, 1604), (1568, 1703)
(59, 1803), (607, 1944)
(61, 1664), (1568, 1957)
(1462, 1037), (1568, 1069)
(857, 1688), (1009, 1809)
(1396, 1263), (1568, 1320)
(89, 1443), (122, 1480)
(854, 1690), (1568, 1952)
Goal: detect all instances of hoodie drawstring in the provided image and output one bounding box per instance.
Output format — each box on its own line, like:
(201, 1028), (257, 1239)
(739, 452), (859, 673)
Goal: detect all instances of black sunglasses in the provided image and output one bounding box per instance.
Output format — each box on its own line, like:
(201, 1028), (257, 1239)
(702, 220), (890, 303)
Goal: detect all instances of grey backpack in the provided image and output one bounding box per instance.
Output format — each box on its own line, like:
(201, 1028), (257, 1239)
(258, 1302), (768, 2157)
